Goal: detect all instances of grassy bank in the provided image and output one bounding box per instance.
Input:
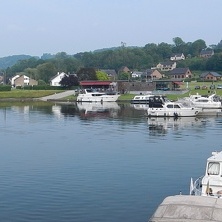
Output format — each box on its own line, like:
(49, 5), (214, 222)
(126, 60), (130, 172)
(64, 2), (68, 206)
(0, 87), (222, 101)
(0, 90), (64, 98)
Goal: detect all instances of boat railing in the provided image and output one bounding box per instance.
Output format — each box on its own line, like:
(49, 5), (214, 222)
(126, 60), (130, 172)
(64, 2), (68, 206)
(190, 176), (203, 196)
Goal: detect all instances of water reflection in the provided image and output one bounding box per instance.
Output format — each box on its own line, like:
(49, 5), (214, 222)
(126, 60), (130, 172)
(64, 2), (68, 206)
(147, 116), (204, 135)
(77, 102), (120, 118)
(130, 104), (149, 110)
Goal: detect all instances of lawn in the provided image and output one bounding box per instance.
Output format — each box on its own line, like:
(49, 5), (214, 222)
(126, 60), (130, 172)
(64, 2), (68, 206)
(0, 90), (64, 98)
(118, 81), (222, 101)
(1, 82), (222, 101)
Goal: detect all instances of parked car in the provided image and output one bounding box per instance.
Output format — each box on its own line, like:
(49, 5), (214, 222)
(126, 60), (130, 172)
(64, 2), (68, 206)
(210, 85), (215, 90)
(202, 85), (208, 90)
(217, 85), (222, 89)
(194, 86), (200, 89)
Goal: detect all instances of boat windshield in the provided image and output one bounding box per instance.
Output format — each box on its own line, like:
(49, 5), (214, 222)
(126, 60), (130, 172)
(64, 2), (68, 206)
(207, 162), (220, 175)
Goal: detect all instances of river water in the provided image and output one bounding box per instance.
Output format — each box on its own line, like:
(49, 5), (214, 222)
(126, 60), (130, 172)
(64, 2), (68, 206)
(0, 102), (222, 222)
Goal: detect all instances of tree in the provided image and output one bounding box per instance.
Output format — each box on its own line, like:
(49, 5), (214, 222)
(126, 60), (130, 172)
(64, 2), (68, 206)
(173, 37), (184, 47)
(206, 53), (222, 70)
(190, 39), (207, 57)
(77, 68), (97, 80)
(96, 71), (109, 80)
(60, 74), (79, 88)
(36, 62), (56, 83)
(118, 72), (130, 80)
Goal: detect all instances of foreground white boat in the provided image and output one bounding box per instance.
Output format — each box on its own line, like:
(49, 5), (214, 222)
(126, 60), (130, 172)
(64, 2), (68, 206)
(147, 101), (201, 117)
(190, 151), (222, 198)
(77, 89), (120, 102)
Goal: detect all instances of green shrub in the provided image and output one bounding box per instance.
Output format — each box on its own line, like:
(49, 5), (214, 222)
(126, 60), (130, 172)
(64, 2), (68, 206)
(0, 85), (11, 91)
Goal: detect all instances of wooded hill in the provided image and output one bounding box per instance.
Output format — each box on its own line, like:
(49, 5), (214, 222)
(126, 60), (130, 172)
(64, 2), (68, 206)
(1, 37), (222, 83)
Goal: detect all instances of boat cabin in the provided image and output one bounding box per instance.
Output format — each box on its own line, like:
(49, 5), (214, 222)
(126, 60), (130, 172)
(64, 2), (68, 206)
(201, 151), (222, 197)
(148, 95), (168, 108)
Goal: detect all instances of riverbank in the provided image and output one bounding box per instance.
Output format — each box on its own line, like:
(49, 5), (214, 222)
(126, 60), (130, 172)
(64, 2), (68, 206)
(0, 89), (221, 102)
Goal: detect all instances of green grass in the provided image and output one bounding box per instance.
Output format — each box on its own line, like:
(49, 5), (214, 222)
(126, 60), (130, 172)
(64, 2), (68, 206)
(1, 82), (222, 101)
(0, 90), (64, 98)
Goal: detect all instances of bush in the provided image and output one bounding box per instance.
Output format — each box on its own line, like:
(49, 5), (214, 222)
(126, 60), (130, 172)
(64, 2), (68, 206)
(0, 85), (11, 91)
(23, 85), (63, 90)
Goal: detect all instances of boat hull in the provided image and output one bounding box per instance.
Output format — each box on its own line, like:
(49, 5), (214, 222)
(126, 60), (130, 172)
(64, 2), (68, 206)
(77, 94), (120, 102)
(147, 107), (200, 117)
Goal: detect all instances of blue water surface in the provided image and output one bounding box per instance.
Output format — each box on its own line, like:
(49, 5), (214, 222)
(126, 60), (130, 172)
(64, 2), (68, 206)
(0, 103), (221, 222)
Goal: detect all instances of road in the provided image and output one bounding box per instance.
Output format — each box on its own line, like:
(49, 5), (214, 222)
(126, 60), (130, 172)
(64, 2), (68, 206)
(38, 90), (75, 101)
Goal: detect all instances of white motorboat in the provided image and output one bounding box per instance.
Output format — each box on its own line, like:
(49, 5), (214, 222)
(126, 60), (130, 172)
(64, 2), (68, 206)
(147, 100), (201, 117)
(190, 151), (222, 198)
(130, 94), (151, 104)
(130, 94), (167, 104)
(77, 89), (120, 102)
(180, 93), (222, 109)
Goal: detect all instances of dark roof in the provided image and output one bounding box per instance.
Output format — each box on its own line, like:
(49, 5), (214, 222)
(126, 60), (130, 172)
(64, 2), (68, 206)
(200, 72), (221, 78)
(168, 68), (189, 75)
(158, 61), (175, 66)
(200, 49), (214, 55)
(144, 69), (153, 76)
(171, 53), (183, 57)
(101, 69), (117, 76)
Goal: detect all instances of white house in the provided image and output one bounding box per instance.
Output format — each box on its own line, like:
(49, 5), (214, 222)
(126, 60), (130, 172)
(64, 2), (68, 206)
(50, 72), (67, 86)
(155, 61), (177, 71)
(10, 74), (20, 86)
(170, 53), (185, 61)
(11, 74), (38, 87)
(131, 71), (143, 78)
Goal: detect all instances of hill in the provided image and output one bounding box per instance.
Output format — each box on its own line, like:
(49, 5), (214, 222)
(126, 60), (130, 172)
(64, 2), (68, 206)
(0, 55), (37, 69)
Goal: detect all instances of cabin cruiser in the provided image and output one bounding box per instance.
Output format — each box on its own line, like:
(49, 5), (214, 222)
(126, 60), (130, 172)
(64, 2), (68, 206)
(131, 94), (153, 104)
(77, 89), (120, 102)
(190, 151), (222, 198)
(180, 93), (222, 109)
(147, 100), (201, 117)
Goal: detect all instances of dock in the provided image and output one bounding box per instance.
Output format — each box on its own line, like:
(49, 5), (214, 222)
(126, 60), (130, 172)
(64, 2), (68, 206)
(149, 195), (222, 222)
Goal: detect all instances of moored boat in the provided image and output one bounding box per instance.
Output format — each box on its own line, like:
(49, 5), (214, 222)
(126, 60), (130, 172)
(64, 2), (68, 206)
(130, 94), (151, 104)
(180, 93), (222, 109)
(130, 94), (167, 104)
(77, 89), (120, 102)
(147, 100), (201, 117)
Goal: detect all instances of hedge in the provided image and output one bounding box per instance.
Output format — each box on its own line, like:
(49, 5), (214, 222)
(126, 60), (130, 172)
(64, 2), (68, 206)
(0, 85), (11, 91)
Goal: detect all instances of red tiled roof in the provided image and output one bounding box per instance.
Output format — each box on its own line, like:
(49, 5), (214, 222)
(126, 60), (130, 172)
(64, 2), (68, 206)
(173, 81), (183, 85)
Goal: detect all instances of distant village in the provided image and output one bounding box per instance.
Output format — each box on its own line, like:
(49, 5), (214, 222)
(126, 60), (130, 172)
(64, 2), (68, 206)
(1, 48), (221, 93)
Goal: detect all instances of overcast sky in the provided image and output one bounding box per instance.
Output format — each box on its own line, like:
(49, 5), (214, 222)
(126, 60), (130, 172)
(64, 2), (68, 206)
(0, 0), (221, 57)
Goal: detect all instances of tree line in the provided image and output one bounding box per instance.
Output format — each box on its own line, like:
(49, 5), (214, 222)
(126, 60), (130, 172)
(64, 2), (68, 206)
(2, 37), (222, 84)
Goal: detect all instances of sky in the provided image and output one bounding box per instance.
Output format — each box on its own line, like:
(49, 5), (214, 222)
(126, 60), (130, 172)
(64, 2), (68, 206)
(0, 0), (222, 58)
